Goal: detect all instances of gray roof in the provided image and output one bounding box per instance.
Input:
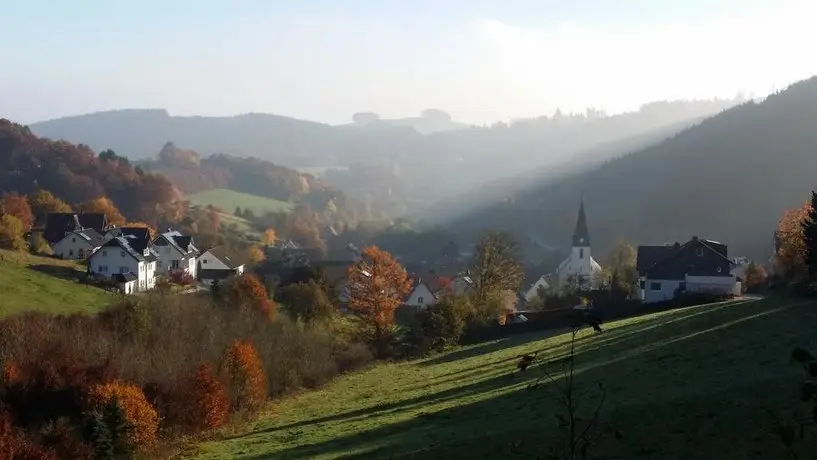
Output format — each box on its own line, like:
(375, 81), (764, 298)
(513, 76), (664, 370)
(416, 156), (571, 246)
(112, 273), (138, 282)
(96, 236), (158, 263)
(202, 246), (243, 269)
(154, 230), (197, 258)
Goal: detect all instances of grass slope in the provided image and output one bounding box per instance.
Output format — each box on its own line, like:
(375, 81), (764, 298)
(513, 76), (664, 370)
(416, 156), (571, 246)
(187, 189), (293, 216)
(192, 297), (817, 459)
(0, 250), (113, 317)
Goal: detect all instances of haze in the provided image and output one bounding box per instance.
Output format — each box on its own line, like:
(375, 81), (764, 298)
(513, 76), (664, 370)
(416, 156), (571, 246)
(2, 0), (816, 125)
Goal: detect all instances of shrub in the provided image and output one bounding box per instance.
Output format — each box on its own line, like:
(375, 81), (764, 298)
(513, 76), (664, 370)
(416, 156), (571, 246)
(223, 341), (268, 413)
(407, 295), (474, 354)
(280, 280), (335, 324)
(87, 382), (158, 446)
(178, 364), (230, 430)
(1, 409), (14, 460)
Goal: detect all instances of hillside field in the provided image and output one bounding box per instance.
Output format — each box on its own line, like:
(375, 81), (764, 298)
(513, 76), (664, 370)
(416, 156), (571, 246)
(191, 296), (817, 459)
(0, 250), (113, 317)
(187, 189), (293, 216)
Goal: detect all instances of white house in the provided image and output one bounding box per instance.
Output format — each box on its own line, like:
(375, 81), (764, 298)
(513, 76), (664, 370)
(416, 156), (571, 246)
(404, 281), (437, 309)
(556, 200), (603, 290)
(87, 236), (158, 293)
(524, 275), (551, 303)
(197, 246), (245, 285)
(51, 228), (105, 260)
(151, 229), (198, 278)
(112, 273), (138, 295)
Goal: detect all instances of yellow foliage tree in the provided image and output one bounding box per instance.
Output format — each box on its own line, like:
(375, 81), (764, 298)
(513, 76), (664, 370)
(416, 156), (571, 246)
(247, 245), (265, 265)
(261, 228), (277, 246)
(775, 202), (811, 282)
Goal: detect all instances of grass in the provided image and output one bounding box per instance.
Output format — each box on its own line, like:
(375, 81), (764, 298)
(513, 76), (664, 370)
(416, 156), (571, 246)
(191, 296), (817, 459)
(0, 249), (113, 317)
(187, 189), (293, 216)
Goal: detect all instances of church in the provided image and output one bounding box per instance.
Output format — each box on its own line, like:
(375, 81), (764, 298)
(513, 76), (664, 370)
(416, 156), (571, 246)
(556, 199), (603, 290)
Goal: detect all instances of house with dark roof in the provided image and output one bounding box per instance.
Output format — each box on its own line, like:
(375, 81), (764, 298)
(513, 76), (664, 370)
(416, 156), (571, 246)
(151, 229), (199, 278)
(197, 246), (245, 286)
(636, 236), (739, 303)
(51, 228), (105, 260)
(41, 213), (109, 245)
(87, 235), (159, 293)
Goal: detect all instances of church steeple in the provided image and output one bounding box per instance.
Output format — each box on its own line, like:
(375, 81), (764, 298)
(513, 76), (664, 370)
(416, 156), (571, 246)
(572, 198), (590, 247)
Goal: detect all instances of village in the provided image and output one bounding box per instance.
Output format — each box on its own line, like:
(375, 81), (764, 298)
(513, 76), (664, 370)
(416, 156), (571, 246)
(29, 199), (749, 316)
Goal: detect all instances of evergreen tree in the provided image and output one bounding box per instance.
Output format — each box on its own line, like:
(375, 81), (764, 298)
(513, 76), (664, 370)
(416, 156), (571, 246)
(84, 410), (114, 460)
(802, 191), (817, 282)
(103, 398), (134, 460)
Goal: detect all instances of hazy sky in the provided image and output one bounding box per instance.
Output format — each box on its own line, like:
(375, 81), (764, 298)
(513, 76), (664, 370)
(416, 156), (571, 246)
(2, 0), (816, 125)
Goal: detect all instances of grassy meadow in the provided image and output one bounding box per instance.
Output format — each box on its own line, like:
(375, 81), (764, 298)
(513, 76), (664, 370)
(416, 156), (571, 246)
(187, 189), (294, 216)
(0, 249), (113, 317)
(191, 296), (817, 459)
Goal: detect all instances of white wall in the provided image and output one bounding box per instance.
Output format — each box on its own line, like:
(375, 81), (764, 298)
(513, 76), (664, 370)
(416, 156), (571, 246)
(525, 278), (550, 302)
(405, 283), (436, 308)
(686, 275), (737, 296)
(557, 246), (602, 288)
(89, 246), (155, 291)
(52, 233), (97, 260)
(643, 279), (682, 303)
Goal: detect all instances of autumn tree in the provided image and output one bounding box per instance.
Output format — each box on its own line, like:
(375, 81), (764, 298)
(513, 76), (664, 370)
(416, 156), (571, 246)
(30, 189), (72, 225)
(470, 231), (523, 308)
(775, 202), (811, 282)
(227, 273), (276, 319)
(79, 197), (126, 227)
(222, 341), (268, 413)
(802, 191), (817, 283)
(743, 262), (767, 292)
(280, 280), (335, 323)
(0, 215), (27, 251)
(260, 228), (277, 246)
(206, 206), (221, 232)
(247, 245), (265, 265)
(605, 238), (638, 297)
(347, 245), (412, 354)
(0, 193), (34, 229)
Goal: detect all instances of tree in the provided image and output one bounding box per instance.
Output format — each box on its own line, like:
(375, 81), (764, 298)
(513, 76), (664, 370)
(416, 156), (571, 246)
(228, 273), (276, 319)
(347, 245), (412, 354)
(234, 206), (243, 217)
(776, 202), (811, 282)
(605, 238), (638, 297)
(803, 191), (817, 283)
(206, 206), (221, 232)
(0, 193), (34, 229)
(470, 231), (523, 308)
(30, 189), (72, 225)
(222, 341), (268, 413)
(280, 280), (335, 323)
(79, 197), (126, 227)
(247, 245), (265, 265)
(260, 228), (277, 246)
(743, 262), (767, 292)
(0, 215), (27, 251)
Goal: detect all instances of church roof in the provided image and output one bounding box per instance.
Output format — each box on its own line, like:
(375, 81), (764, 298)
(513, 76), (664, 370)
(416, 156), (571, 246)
(572, 199), (591, 247)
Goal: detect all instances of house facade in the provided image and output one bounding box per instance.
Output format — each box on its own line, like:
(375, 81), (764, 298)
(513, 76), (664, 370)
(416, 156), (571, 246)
(524, 275), (551, 303)
(637, 236), (739, 304)
(197, 247), (245, 286)
(151, 230), (198, 278)
(556, 200), (603, 290)
(87, 236), (158, 292)
(51, 229), (105, 260)
(404, 282), (436, 308)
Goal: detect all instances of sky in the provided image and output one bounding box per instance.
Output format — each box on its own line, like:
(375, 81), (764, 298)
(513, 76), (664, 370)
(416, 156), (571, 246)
(2, 0), (816, 125)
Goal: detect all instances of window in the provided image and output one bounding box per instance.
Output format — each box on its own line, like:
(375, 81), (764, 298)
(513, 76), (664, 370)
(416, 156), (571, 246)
(679, 281), (686, 291)
(417, 296), (424, 304)
(579, 248), (584, 259)
(202, 259), (208, 264)
(121, 251), (126, 258)
(166, 247), (171, 254)
(72, 237), (76, 243)
(717, 266), (722, 273)
(102, 250), (107, 257)
(120, 267), (128, 274)
(98, 265), (108, 273)
(650, 282), (662, 291)
(639, 280), (646, 289)
(171, 260), (180, 269)
(696, 247), (704, 257)
(68, 249), (74, 257)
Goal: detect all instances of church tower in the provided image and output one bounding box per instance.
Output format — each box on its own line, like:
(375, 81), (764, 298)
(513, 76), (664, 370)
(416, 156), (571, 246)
(556, 197), (602, 289)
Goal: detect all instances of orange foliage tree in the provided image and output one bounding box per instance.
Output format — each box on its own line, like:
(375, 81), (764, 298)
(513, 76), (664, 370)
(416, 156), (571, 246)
(222, 341), (268, 413)
(87, 381), (159, 446)
(743, 262), (767, 291)
(0, 193), (34, 229)
(230, 273), (276, 319)
(775, 202), (812, 282)
(247, 245), (265, 265)
(347, 245), (412, 352)
(30, 189), (72, 225)
(261, 228), (277, 246)
(183, 364), (230, 430)
(79, 197), (126, 227)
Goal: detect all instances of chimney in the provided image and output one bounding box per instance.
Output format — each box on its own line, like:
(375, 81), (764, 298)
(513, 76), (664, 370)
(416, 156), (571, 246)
(691, 236), (698, 241)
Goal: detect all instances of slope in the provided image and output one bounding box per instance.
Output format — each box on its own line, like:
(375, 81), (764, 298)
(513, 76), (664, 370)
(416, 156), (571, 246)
(451, 76), (817, 262)
(0, 250), (113, 317)
(187, 189), (293, 215)
(192, 297), (815, 459)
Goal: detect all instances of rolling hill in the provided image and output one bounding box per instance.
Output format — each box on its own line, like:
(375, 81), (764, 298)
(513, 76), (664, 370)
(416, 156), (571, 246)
(191, 297), (816, 459)
(449, 76), (817, 263)
(187, 189), (293, 215)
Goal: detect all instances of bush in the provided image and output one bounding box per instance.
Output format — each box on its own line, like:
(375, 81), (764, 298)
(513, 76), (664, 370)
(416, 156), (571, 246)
(406, 295), (474, 355)
(87, 382), (158, 446)
(280, 281), (335, 324)
(177, 364), (230, 431)
(222, 341), (268, 414)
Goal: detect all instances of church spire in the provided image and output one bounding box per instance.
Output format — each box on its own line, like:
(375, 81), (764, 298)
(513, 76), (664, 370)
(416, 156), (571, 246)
(572, 197), (590, 247)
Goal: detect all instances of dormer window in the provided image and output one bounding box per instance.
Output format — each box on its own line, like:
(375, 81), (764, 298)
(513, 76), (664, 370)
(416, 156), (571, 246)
(143, 249), (150, 257)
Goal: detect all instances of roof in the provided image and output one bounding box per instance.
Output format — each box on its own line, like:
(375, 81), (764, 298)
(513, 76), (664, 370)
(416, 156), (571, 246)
(572, 199), (591, 247)
(74, 228), (105, 248)
(201, 246), (243, 269)
(112, 273), (138, 283)
(154, 230), (196, 256)
(107, 227), (152, 252)
(43, 212), (108, 244)
(641, 237), (734, 276)
(636, 244), (680, 273)
(95, 236), (158, 263)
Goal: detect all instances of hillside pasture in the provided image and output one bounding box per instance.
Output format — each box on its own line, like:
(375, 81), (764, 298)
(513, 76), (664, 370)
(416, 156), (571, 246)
(187, 189), (293, 216)
(0, 249), (113, 317)
(192, 296), (817, 459)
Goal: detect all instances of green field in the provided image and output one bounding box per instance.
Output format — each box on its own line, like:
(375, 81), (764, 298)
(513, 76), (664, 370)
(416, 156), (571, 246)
(0, 250), (114, 317)
(187, 189), (293, 216)
(192, 297), (817, 459)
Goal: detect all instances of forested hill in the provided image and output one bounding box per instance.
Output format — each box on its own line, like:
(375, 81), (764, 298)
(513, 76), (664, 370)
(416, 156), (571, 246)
(450, 77), (817, 262)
